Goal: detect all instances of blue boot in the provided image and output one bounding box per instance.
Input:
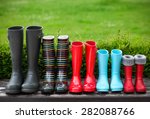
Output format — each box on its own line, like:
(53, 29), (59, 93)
(110, 49), (123, 92)
(96, 49), (109, 92)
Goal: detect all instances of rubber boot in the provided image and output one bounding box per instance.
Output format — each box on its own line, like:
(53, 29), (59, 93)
(83, 41), (97, 93)
(134, 54), (146, 93)
(22, 26), (43, 93)
(122, 55), (135, 93)
(96, 49), (109, 93)
(55, 35), (70, 93)
(41, 36), (55, 94)
(6, 26), (24, 94)
(110, 49), (123, 92)
(69, 41), (83, 93)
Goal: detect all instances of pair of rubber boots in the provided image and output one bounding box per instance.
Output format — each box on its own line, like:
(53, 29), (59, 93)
(6, 26), (43, 94)
(122, 54), (146, 93)
(69, 41), (97, 93)
(41, 35), (70, 94)
(96, 49), (123, 92)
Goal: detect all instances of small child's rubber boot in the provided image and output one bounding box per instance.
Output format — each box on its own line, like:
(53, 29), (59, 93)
(122, 55), (134, 93)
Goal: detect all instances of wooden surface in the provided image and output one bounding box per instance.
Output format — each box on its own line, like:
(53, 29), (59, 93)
(0, 79), (150, 102)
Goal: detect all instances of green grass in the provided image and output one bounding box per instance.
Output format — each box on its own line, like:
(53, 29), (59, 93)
(0, 0), (150, 46)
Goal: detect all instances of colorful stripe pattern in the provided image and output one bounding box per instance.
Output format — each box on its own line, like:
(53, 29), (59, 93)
(42, 36), (55, 92)
(55, 35), (70, 92)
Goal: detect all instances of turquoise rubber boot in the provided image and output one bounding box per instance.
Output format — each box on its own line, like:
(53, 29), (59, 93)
(96, 49), (109, 92)
(110, 49), (123, 92)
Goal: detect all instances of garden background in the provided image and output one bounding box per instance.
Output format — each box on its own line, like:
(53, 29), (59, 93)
(0, 0), (150, 79)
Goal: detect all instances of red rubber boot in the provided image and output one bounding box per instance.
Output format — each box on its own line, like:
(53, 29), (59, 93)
(135, 54), (146, 93)
(122, 55), (135, 93)
(69, 41), (83, 93)
(83, 41), (97, 93)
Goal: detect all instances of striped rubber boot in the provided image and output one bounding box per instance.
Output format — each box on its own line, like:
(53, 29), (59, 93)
(41, 36), (55, 94)
(55, 35), (70, 93)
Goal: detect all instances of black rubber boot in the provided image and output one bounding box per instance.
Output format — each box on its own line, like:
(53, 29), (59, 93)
(22, 26), (43, 93)
(6, 26), (24, 94)
(55, 35), (70, 93)
(41, 36), (55, 94)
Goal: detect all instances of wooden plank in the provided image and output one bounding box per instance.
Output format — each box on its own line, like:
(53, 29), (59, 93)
(0, 79), (150, 102)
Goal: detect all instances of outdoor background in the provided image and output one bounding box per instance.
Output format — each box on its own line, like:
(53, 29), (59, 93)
(0, 0), (150, 79)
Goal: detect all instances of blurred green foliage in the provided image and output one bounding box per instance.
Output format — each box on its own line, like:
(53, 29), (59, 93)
(0, 33), (150, 79)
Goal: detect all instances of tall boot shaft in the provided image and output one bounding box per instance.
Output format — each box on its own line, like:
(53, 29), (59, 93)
(42, 36), (55, 82)
(56, 35), (70, 79)
(72, 42), (83, 76)
(124, 66), (132, 80)
(98, 49), (109, 76)
(56, 43), (69, 80)
(111, 49), (122, 75)
(26, 26), (43, 72)
(136, 65), (144, 79)
(8, 26), (23, 73)
(85, 41), (97, 76)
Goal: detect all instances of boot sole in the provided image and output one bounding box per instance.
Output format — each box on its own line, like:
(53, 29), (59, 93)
(97, 89), (109, 93)
(136, 90), (146, 94)
(41, 90), (54, 94)
(5, 89), (21, 94)
(69, 92), (82, 94)
(136, 92), (146, 94)
(69, 89), (82, 93)
(136, 89), (146, 93)
(111, 88), (123, 92)
(55, 90), (68, 94)
(83, 89), (95, 93)
(124, 90), (134, 94)
(21, 89), (38, 94)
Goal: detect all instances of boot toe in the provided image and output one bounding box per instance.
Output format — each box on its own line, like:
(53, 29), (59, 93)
(69, 84), (82, 93)
(83, 83), (96, 92)
(22, 83), (39, 93)
(6, 84), (21, 94)
(136, 87), (146, 93)
(124, 88), (134, 93)
(111, 85), (123, 92)
(55, 83), (68, 93)
(41, 83), (54, 94)
(96, 86), (109, 92)
(124, 85), (134, 93)
(96, 81), (109, 92)
(110, 79), (123, 92)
